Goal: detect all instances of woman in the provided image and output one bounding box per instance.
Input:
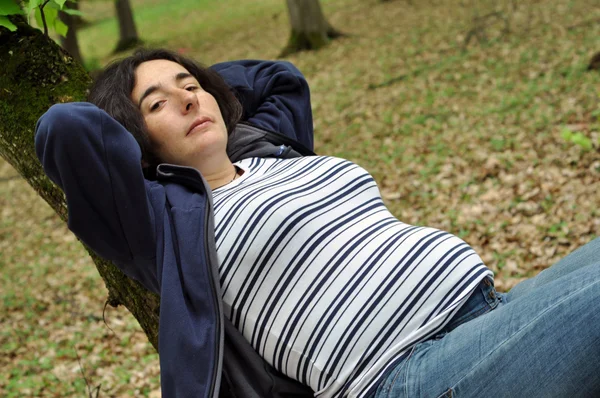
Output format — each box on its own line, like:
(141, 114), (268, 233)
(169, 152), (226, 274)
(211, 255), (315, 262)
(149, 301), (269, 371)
(35, 49), (600, 398)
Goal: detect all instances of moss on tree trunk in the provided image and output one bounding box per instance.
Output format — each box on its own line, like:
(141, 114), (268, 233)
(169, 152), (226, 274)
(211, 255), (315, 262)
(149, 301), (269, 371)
(0, 22), (160, 350)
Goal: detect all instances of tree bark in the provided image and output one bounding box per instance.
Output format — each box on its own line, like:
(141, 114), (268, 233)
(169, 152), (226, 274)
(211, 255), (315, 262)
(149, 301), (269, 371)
(59, 1), (83, 64)
(0, 22), (160, 350)
(281, 0), (343, 57)
(114, 0), (142, 53)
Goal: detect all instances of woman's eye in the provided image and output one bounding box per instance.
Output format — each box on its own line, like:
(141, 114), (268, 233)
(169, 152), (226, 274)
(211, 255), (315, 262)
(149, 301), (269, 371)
(186, 86), (198, 91)
(150, 102), (161, 111)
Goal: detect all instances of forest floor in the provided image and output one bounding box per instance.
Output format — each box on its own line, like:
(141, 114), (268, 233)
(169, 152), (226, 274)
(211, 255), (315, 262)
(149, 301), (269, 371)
(1, 0), (599, 396)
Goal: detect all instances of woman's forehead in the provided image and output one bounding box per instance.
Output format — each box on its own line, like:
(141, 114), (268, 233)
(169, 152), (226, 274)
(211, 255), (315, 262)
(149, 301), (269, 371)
(132, 59), (194, 99)
(136, 60), (192, 84)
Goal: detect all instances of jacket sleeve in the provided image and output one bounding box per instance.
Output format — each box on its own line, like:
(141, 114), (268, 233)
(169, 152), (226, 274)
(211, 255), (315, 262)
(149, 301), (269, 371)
(211, 60), (314, 151)
(35, 102), (159, 293)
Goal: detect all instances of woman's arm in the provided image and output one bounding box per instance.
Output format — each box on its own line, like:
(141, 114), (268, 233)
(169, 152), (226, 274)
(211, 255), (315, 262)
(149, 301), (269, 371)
(35, 102), (159, 292)
(211, 60), (314, 151)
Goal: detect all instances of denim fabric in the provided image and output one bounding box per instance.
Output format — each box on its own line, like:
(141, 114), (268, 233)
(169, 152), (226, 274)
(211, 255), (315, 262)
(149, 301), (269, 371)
(372, 237), (600, 398)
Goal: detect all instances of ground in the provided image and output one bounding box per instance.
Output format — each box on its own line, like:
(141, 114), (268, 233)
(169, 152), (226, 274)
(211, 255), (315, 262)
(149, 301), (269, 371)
(1, 0), (599, 396)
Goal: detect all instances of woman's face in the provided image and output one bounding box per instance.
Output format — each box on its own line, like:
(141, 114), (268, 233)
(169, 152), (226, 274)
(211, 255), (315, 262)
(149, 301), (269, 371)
(131, 59), (228, 168)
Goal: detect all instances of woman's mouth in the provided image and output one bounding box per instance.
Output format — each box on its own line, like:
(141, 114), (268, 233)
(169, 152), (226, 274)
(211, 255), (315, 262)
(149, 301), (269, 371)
(188, 117), (212, 135)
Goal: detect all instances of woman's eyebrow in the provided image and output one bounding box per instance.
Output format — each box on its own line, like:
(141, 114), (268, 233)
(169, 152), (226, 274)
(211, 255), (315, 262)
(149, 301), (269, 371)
(137, 72), (195, 108)
(175, 72), (193, 81)
(138, 85), (160, 108)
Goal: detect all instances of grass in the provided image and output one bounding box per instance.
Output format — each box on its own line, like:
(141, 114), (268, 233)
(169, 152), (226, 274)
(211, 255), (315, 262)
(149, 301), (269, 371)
(2, 0), (600, 395)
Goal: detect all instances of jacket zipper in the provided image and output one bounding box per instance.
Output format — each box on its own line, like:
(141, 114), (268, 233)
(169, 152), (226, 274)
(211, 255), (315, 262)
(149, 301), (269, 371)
(203, 198), (223, 398)
(158, 166), (223, 398)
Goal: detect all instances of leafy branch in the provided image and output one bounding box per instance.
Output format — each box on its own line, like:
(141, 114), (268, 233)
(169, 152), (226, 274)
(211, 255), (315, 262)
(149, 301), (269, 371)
(38, 0), (50, 35)
(0, 0), (82, 37)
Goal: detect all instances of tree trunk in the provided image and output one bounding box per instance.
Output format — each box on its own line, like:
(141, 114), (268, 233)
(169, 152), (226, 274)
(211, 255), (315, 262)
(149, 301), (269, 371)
(59, 1), (83, 64)
(0, 22), (160, 350)
(281, 0), (343, 57)
(114, 0), (142, 53)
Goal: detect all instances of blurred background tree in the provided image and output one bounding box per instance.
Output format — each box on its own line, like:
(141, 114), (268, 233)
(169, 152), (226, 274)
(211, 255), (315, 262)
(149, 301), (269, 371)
(281, 0), (343, 56)
(114, 0), (142, 52)
(59, 0), (82, 63)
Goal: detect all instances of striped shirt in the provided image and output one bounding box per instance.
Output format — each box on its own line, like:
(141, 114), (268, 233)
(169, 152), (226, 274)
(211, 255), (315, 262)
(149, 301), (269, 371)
(212, 156), (492, 397)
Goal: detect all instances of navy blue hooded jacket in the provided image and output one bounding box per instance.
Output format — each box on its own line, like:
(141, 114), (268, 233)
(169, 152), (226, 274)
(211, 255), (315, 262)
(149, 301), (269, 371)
(35, 60), (315, 397)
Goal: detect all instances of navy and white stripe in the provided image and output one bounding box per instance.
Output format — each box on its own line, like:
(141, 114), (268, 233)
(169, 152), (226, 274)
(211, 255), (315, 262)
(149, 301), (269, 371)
(212, 156), (492, 397)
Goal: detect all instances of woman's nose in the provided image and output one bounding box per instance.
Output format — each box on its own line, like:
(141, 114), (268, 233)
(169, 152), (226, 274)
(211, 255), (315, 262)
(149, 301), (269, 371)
(180, 90), (198, 113)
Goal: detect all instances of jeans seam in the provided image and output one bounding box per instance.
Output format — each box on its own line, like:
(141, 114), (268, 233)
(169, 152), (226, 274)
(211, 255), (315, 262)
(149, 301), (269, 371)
(449, 279), (599, 390)
(384, 345), (417, 398)
(403, 346), (413, 398)
(436, 388), (453, 398)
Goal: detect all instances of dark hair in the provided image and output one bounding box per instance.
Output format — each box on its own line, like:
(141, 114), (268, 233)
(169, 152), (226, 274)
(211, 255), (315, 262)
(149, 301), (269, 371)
(87, 48), (242, 177)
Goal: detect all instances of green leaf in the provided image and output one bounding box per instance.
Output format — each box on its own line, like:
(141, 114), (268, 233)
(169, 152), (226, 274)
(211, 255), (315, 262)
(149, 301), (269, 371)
(46, 1), (61, 10)
(62, 8), (83, 16)
(571, 132), (592, 150)
(23, 2), (34, 15)
(34, 6), (42, 27)
(43, 5), (58, 25)
(53, 0), (68, 9)
(0, 14), (17, 31)
(23, 0), (41, 17)
(54, 16), (68, 37)
(561, 128), (593, 151)
(0, 0), (23, 16)
(560, 128), (573, 140)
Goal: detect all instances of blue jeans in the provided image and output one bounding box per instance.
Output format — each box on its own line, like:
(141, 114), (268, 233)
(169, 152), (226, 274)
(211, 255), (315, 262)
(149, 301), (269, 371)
(372, 237), (600, 398)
